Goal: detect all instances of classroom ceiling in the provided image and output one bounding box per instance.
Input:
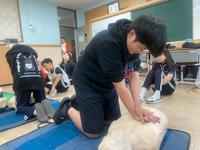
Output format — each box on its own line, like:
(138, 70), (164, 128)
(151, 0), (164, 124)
(46, 0), (105, 9)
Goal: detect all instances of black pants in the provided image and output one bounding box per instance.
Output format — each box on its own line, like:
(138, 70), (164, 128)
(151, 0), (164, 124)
(16, 89), (46, 119)
(74, 85), (121, 134)
(143, 68), (175, 95)
(45, 81), (68, 93)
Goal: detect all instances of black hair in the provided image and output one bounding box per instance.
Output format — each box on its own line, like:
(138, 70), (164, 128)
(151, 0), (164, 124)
(129, 15), (166, 57)
(163, 48), (176, 72)
(60, 53), (73, 65)
(41, 58), (53, 65)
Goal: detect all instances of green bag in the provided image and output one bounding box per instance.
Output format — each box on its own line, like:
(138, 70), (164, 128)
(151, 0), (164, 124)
(3, 92), (15, 100)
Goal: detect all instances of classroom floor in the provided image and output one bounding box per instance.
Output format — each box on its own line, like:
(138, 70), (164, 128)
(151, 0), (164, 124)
(0, 80), (200, 150)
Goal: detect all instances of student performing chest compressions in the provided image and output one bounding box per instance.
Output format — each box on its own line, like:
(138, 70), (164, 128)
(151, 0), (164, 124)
(53, 15), (167, 139)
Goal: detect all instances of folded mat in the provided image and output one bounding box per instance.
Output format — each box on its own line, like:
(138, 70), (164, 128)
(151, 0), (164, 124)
(0, 120), (190, 150)
(0, 100), (59, 132)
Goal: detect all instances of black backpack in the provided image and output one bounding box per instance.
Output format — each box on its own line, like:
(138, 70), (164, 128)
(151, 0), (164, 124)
(15, 52), (41, 79)
(182, 42), (200, 49)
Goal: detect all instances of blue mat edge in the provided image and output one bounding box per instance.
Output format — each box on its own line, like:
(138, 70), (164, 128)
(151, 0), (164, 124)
(0, 127), (191, 149)
(0, 99), (59, 132)
(0, 121), (67, 147)
(162, 128), (191, 150)
(0, 111), (37, 132)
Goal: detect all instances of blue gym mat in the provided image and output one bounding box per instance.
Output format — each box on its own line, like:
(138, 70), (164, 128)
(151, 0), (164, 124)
(160, 129), (190, 150)
(0, 100), (59, 132)
(0, 120), (190, 150)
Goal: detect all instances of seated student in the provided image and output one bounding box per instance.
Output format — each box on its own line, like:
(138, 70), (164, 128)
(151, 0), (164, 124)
(41, 58), (70, 96)
(140, 48), (176, 104)
(6, 44), (54, 122)
(59, 53), (76, 82)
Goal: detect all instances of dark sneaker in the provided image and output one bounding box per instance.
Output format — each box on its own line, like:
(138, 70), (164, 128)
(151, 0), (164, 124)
(53, 97), (71, 124)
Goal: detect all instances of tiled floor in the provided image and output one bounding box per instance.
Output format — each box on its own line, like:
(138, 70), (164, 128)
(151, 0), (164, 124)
(0, 83), (200, 149)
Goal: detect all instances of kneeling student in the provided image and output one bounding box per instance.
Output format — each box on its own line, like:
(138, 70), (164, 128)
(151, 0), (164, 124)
(140, 48), (176, 104)
(42, 58), (70, 96)
(53, 15), (166, 139)
(6, 44), (55, 122)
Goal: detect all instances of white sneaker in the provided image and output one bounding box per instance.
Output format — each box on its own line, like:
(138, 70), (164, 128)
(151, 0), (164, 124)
(140, 96), (145, 103)
(139, 87), (147, 103)
(146, 96), (163, 104)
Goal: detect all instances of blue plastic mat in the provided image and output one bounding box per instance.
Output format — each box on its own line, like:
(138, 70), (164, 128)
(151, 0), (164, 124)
(160, 129), (190, 150)
(0, 120), (190, 150)
(0, 100), (59, 132)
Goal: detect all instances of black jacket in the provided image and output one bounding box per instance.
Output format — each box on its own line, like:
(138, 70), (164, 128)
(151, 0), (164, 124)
(72, 19), (140, 92)
(6, 44), (44, 93)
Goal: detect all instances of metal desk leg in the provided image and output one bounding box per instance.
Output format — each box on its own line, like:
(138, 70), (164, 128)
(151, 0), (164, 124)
(180, 65), (184, 83)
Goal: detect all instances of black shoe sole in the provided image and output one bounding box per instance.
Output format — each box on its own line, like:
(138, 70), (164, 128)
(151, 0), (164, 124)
(53, 97), (70, 124)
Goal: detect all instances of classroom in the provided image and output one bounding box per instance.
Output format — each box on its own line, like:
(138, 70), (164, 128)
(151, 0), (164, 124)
(0, 0), (200, 149)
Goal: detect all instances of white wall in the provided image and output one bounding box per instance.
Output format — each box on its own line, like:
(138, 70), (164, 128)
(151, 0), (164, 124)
(76, 0), (114, 27)
(193, 0), (200, 39)
(0, 0), (22, 42)
(91, 12), (131, 37)
(18, 0), (60, 44)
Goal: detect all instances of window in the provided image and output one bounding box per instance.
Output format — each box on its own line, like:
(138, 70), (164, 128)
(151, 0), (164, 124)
(57, 7), (77, 28)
